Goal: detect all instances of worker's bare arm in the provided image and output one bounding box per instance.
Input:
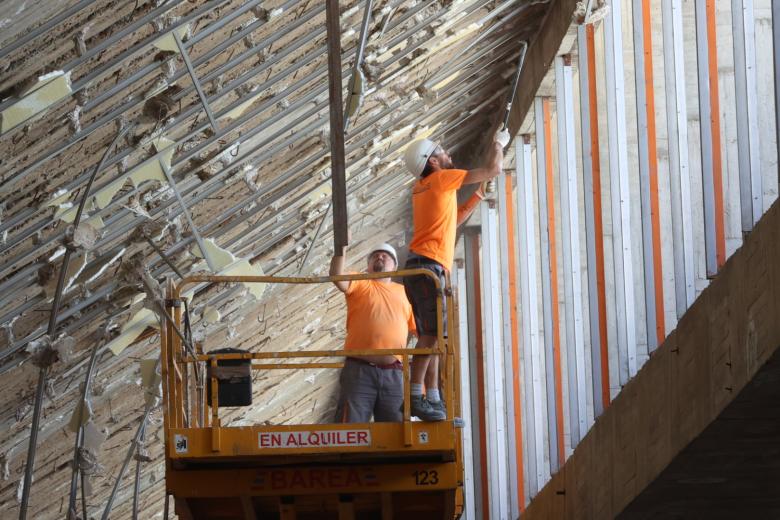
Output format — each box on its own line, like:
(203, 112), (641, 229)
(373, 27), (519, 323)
(456, 186), (485, 226)
(329, 253), (350, 292)
(462, 141), (504, 185)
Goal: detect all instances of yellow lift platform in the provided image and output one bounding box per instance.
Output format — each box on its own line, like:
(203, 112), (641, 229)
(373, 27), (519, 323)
(160, 270), (465, 519)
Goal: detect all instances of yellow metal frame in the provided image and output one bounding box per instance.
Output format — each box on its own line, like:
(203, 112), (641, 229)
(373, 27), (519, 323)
(162, 270), (465, 509)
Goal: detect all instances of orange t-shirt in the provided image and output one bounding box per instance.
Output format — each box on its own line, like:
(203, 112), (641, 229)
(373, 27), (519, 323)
(408, 169), (468, 271)
(344, 277), (416, 360)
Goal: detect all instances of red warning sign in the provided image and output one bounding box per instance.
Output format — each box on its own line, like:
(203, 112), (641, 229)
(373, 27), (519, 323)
(258, 430), (370, 449)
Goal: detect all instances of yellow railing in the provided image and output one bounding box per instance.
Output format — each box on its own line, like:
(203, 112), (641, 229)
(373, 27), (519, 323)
(160, 269), (461, 451)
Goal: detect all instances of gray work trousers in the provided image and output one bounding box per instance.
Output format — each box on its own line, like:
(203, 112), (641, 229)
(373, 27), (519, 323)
(334, 358), (403, 423)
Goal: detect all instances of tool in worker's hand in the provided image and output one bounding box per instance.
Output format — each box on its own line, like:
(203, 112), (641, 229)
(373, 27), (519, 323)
(484, 41), (528, 195)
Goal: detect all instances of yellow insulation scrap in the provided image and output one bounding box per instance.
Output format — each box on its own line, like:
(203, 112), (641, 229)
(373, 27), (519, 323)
(140, 358), (162, 406)
(306, 184), (331, 205)
(152, 25), (190, 53)
(107, 241), (266, 355)
(221, 92), (263, 121)
(220, 259), (266, 300)
(192, 239), (267, 299)
(1, 71), (73, 133)
(191, 238), (237, 270)
(95, 136), (174, 210)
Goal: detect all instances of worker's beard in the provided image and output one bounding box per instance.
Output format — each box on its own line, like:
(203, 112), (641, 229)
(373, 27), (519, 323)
(371, 258), (394, 273)
(442, 156), (454, 169)
(372, 259), (386, 272)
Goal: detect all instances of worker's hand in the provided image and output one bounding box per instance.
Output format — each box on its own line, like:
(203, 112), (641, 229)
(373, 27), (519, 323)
(476, 182), (488, 200)
(495, 127), (511, 148)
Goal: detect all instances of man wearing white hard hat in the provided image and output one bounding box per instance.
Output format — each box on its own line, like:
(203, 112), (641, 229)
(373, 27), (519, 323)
(330, 242), (416, 423)
(402, 128), (510, 421)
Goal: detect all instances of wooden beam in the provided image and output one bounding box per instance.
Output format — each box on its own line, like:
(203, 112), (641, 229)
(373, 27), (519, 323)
(325, 0), (349, 256)
(506, 0), (579, 134)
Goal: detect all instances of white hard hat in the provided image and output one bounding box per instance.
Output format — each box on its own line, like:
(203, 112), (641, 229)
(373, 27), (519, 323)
(404, 138), (439, 176)
(368, 243), (398, 266)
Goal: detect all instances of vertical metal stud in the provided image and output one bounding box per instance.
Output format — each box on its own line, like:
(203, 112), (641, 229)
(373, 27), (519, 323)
(633, 0), (666, 352)
(774, 0), (780, 183)
(463, 231), (489, 520)
(555, 56), (588, 446)
(515, 135), (545, 495)
(662, 0), (696, 318)
(604, 0), (638, 381)
(695, 0), (727, 276)
(732, 0), (763, 231)
(577, 25), (610, 417)
(497, 172), (525, 516)
(480, 202), (510, 519)
(535, 97), (565, 472)
(456, 264), (476, 520)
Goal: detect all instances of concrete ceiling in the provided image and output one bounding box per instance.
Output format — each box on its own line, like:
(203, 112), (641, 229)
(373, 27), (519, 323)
(0, 0), (552, 517)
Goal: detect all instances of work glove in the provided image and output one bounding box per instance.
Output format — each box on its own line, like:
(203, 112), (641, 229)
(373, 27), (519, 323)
(495, 127), (511, 148)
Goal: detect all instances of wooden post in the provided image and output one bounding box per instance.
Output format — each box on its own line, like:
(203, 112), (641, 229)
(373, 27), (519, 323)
(325, 0), (349, 256)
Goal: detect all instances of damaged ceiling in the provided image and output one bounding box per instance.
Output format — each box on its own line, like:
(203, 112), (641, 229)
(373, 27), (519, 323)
(0, 0), (551, 517)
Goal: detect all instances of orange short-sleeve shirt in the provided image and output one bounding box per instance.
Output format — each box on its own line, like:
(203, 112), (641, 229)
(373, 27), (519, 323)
(408, 169), (468, 271)
(344, 277), (416, 360)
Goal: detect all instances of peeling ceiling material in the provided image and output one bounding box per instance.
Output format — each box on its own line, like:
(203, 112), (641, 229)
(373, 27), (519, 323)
(0, 0), (551, 517)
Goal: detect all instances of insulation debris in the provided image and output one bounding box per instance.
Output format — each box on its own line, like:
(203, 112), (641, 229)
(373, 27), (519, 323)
(68, 397), (93, 432)
(202, 306), (221, 324)
(140, 358), (162, 407)
(107, 300), (158, 355)
(42, 251), (88, 298)
(65, 221), (100, 250)
(191, 239), (267, 299)
(221, 92), (263, 120)
(67, 105), (82, 133)
(0, 453), (8, 481)
(27, 335), (74, 368)
(1, 71), (73, 133)
(82, 420), (106, 453)
(152, 25), (190, 53)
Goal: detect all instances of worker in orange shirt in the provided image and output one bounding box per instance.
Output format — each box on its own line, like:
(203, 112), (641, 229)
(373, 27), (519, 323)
(402, 129), (509, 421)
(330, 243), (416, 423)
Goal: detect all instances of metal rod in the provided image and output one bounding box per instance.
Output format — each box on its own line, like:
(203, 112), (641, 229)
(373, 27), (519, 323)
(66, 333), (104, 519)
(144, 236), (184, 279)
(173, 31), (219, 133)
(101, 402), (154, 520)
(131, 422), (146, 520)
(343, 0), (374, 131)
(297, 201), (331, 275)
(502, 41), (528, 130)
(159, 159), (216, 272)
(19, 123), (133, 520)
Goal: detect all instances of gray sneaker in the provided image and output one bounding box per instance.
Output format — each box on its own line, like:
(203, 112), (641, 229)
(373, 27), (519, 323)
(428, 399), (447, 419)
(410, 395), (446, 421)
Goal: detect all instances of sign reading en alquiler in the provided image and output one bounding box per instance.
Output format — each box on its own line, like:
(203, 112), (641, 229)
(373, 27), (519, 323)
(259, 430), (371, 449)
